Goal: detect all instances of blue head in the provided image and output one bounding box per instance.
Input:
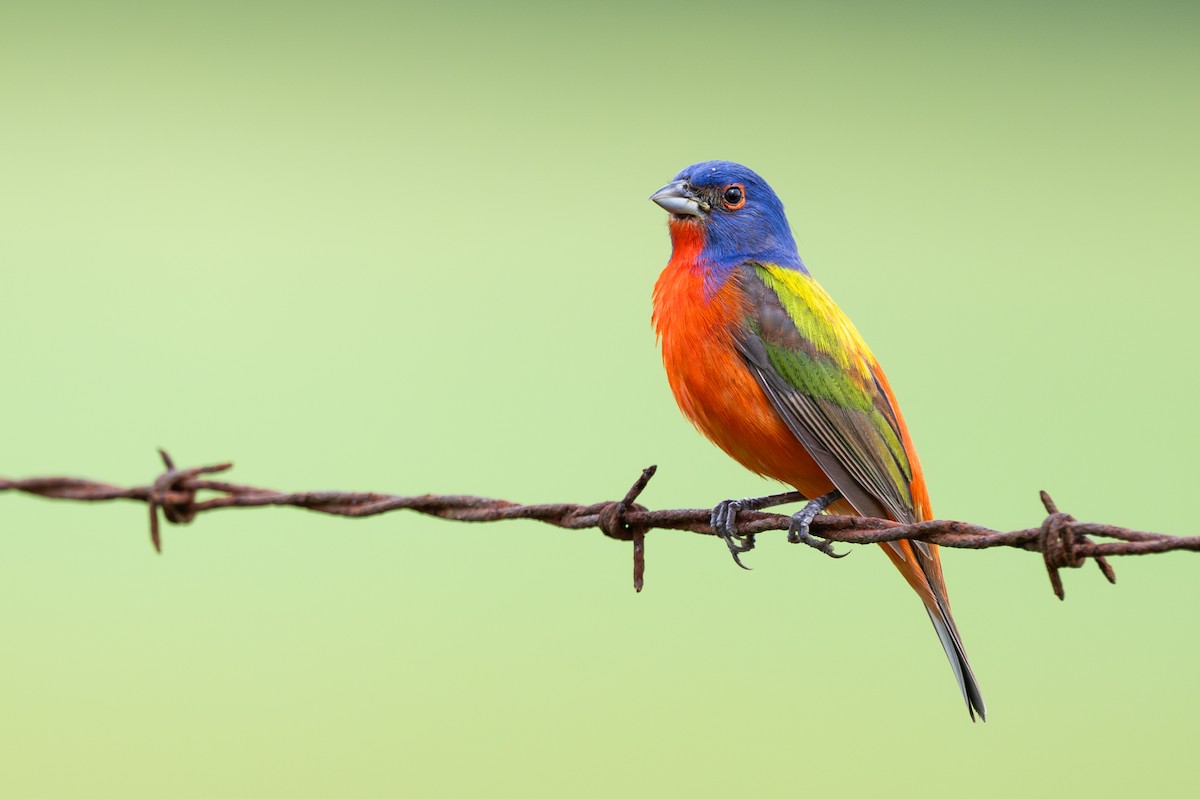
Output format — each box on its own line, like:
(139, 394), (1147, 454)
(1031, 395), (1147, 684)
(650, 160), (805, 280)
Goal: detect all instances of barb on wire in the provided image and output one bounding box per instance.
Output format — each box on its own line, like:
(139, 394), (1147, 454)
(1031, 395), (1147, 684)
(2, 450), (1197, 597)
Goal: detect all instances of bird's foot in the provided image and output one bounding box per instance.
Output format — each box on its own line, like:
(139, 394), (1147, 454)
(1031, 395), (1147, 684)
(710, 490), (808, 569)
(711, 498), (759, 570)
(786, 489), (847, 559)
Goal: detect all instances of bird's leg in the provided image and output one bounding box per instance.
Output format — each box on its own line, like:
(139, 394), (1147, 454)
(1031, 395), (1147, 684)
(711, 490), (807, 569)
(787, 489), (847, 559)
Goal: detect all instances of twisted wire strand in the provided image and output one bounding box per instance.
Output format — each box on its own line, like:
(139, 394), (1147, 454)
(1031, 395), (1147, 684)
(3, 451), (1196, 596)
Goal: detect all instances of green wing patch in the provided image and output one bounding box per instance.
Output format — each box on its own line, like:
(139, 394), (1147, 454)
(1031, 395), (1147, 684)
(736, 263), (915, 522)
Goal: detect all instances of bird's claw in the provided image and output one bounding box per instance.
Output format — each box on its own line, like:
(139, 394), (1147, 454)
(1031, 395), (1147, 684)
(787, 525), (849, 558)
(786, 490), (847, 559)
(711, 498), (757, 570)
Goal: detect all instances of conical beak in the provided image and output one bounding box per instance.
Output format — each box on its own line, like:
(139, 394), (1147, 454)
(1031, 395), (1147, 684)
(650, 180), (708, 217)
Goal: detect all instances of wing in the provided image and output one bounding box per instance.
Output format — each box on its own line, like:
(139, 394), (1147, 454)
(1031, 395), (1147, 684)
(732, 262), (919, 524)
(731, 262), (985, 719)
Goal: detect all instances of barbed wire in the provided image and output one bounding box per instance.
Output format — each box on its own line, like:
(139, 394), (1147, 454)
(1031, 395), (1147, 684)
(2, 450), (1196, 597)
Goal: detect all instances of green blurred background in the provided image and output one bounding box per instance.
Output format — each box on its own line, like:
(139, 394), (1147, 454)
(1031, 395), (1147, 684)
(2, 1), (1197, 796)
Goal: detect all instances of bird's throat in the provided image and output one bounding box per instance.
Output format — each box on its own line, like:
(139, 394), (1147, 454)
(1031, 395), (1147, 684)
(666, 217), (705, 270)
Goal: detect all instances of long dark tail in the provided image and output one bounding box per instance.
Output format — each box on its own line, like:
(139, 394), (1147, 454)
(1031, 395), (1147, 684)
(925, 603), (987, 721)
(882, 540), (987, 721)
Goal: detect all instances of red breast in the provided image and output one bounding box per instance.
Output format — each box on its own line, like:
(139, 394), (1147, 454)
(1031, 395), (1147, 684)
(652, 219), (838, 502)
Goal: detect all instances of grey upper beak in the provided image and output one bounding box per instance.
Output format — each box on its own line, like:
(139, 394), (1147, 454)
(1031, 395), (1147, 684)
(650, 180), (708, 217)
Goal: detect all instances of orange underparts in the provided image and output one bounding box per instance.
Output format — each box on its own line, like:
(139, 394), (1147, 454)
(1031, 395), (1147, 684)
(652, 218), (838, 505)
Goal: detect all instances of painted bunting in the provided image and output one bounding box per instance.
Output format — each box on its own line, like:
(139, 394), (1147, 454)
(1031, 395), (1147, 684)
(650, 160), (985, 720)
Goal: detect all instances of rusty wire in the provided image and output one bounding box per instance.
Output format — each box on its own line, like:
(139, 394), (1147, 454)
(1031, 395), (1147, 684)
(2, 450), (1196, 597)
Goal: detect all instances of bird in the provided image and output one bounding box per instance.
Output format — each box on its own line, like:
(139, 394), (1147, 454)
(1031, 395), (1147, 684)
(649, 160), (986, 720)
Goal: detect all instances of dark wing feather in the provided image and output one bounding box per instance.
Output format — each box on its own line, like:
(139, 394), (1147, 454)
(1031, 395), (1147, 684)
(733, 263), (916, 523)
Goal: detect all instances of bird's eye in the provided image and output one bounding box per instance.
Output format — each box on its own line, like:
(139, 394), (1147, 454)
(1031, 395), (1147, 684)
(722, 183), (746, 210)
